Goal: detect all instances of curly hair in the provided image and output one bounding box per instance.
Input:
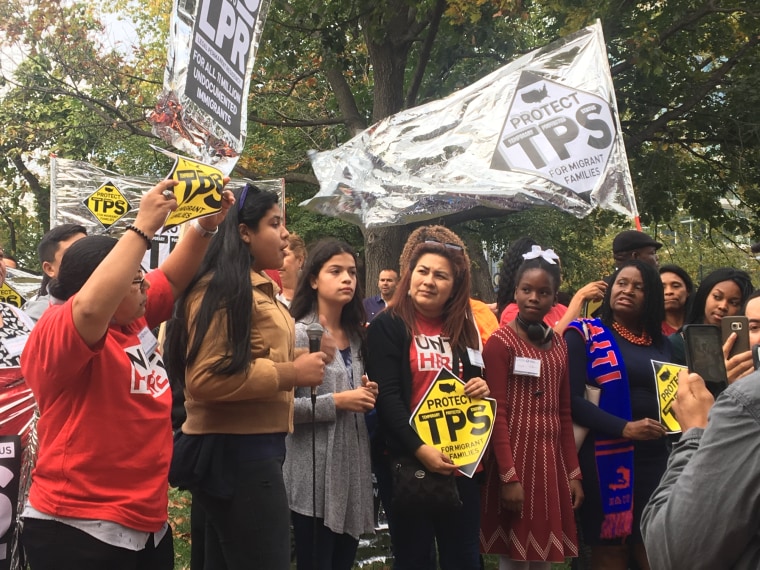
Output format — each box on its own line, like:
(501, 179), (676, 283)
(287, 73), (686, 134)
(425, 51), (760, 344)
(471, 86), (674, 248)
(398, 225), (470, 277)
(388, 240), (478, 352)
(287, 233), (307, 264)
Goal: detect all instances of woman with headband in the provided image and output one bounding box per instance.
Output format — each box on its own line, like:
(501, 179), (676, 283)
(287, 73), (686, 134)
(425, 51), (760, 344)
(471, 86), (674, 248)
(164, 184), (329, 569)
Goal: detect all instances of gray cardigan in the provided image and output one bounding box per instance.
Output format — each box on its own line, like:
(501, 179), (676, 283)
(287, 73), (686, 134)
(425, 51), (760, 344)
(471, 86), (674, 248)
(641, 370), (760, 569)
(282, 313), (375, 539)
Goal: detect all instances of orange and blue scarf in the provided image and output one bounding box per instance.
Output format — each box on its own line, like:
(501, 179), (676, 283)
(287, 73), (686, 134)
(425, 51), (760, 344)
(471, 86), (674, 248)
(569, 318), (634, 539)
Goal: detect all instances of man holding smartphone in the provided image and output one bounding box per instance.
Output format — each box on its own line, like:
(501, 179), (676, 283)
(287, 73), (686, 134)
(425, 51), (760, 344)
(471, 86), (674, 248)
(724, 291), (760, 381)
(642, 370), (760, 568)
(744, 290), (760, 347)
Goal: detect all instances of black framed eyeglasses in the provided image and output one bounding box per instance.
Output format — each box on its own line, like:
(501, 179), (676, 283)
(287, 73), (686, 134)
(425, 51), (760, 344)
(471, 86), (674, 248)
(132, 272), (148, 291)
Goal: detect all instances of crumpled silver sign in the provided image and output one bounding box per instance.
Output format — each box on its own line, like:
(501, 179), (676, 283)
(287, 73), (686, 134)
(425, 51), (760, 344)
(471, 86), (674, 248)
(305, 21), (637, 230)
(148, 0), (272, 175)
(50, 157), (283, 268)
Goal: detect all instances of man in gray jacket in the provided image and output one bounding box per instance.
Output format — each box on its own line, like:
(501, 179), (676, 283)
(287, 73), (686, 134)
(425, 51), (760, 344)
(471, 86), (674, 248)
(642, 370), (760, 569)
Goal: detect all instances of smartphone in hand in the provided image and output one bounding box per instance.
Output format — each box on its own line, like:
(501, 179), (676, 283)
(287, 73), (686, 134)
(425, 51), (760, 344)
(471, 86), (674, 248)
(721, 316), (750, 360)
(683, 324), (728, 399)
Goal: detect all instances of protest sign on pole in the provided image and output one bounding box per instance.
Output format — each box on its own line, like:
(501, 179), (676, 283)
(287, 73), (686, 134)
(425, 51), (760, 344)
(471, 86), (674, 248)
(306, 21), (637, 229)
(149, 0), (272, 175)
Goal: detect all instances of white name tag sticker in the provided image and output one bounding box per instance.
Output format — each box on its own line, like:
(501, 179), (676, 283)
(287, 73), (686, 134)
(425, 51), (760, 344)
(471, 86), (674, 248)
(467, 347), (485, 368)
(138, 326), (158, 359)
(513, 356), (541, 377)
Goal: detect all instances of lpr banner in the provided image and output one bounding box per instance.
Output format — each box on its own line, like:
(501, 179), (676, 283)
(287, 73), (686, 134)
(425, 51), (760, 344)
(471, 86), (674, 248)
(149, 0), (272, 175)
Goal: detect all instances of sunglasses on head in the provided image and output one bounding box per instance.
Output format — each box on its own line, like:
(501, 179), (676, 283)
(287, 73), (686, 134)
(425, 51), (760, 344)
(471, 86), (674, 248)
(424, 238), (464, 252)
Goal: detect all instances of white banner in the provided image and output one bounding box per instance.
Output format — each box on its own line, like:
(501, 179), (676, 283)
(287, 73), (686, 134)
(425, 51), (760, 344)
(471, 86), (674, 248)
(305, 21), (637, 229)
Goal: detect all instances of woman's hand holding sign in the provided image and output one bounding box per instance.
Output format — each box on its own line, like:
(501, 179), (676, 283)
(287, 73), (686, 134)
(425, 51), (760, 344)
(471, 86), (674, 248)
(415, 443), (458, 475)
(463, 376), (490, 399)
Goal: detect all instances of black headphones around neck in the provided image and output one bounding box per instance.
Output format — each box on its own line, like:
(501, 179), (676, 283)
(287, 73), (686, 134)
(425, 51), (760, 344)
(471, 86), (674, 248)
(516, 314), (553, 343)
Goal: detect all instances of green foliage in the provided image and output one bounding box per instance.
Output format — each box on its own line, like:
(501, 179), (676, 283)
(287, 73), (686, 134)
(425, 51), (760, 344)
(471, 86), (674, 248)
(0, 0), (758, 291)
(283, 183), (365, 254)
(0, 0), (168, 248)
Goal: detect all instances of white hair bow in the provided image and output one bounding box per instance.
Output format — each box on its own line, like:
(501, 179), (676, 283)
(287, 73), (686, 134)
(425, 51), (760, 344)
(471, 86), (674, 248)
(522, 245), (559, 265)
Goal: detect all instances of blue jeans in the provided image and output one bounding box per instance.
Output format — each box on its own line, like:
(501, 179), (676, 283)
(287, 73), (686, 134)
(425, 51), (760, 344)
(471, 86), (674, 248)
(389, 475), (482, 570)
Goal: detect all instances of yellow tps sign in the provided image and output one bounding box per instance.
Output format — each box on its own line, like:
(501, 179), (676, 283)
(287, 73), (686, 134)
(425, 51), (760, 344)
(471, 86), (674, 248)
(164, 155), (224, 230)
(651, 360), (684, 434)
(410, 368), (496, 477)
(0, 282), (23, 307)
(83, 182), (132, 229)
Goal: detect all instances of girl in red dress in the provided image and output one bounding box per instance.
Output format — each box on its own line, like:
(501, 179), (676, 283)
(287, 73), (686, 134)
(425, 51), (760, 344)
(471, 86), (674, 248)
(480, 250), (583, 569)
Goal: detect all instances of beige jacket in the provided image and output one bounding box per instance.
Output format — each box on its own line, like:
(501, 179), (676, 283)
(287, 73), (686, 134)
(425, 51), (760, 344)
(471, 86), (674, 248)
(182, 270), (298, 435)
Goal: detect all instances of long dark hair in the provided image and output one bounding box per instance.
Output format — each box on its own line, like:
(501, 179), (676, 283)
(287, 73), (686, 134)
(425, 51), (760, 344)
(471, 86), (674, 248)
(290, 239), (367, 362)
(164, 185), (280, 385)
(599, 259), (665, 347)
(388, 240), (478, 352)
(659, 263), (694, 318)
(496, 237), (539, 315)
(684, 267), (754, 326)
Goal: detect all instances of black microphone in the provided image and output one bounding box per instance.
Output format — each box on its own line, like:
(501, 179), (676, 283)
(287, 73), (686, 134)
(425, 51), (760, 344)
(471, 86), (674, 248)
(306, 322), (324, 399)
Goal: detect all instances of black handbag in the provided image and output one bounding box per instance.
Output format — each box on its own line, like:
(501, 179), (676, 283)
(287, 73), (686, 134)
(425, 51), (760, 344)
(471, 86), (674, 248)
(390, 455), (463, 514)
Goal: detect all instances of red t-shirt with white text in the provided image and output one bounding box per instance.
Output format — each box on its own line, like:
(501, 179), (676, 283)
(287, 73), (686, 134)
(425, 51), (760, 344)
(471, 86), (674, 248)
(21, 270), (174, 532)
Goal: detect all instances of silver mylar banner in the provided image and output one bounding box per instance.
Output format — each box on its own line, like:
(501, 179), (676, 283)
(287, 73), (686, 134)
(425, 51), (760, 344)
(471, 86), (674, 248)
(2, 267), (42, 306)
(148, 0), (272, 175)
(305, 21), (638, 230)
(50, 157), (284, 269)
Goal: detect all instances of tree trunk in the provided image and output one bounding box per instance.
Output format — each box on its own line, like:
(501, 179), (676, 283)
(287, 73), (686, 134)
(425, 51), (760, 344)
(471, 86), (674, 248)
(11, 153), (48, 231)
(358, 2), (440, 294)
(362, 225), (410, 297)
(462, 232), (495, 303)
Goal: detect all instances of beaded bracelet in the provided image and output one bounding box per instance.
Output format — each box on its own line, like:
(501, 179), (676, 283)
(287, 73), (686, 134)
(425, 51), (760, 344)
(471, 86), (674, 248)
(125, 224), (152, 250)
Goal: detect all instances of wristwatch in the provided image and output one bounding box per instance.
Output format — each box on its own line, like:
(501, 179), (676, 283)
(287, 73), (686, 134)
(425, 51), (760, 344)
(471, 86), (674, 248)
(191, 218), (219, 238)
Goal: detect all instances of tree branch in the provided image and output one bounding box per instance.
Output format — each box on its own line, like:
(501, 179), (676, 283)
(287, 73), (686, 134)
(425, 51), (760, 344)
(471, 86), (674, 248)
(611, 0), (735, 76)
(248, 114), (346, 128)
(405, 0), (445, 108)
(626, 34), (760, 148)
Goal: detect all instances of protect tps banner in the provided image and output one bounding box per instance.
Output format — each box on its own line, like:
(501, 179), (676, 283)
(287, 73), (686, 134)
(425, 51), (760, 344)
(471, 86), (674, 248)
(306, 20), (637, 229)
